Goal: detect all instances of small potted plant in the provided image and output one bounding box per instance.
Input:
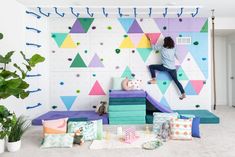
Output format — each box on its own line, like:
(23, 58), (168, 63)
(0, 105), (14, 154)
(6, 116), (30, 152)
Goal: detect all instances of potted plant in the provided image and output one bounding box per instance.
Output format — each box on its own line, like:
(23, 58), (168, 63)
(7, 116), (30, 152)
(0, 105), (14, 154)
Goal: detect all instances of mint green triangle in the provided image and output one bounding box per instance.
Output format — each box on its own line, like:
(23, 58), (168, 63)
(78, 18), (94, 33)
(137, 48), (152, 62)
(177, 67), (188, 80)
(51, 33), (68, 47)
(157, 80), (171, 94)
(200, 20), (208, 32)
(121, 66), (134, 79)
(70, 53), (87, 68)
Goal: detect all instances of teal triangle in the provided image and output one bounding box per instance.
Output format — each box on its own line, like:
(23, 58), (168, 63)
(70, 53), (87, 68)
(160, 97), (170, 108)
(60, 96), (77, 111)
(185, 81), (197, 95)
(157, 80), (171, 94)
(118, 18), (135, 33)
(137, 48), (152, 62)
(121, 66), (134, 79)
(177, 67), (188, 80)
(51, 33), (68, 47)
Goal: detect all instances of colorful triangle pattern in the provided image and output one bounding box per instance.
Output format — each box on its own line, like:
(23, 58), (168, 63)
(157, 72), (172, 81)
(129, 34), (143, 47)
(70, 53), (87, 68)
(157, 80), (171, 94)
(78, 18), (94, 33)
(137, 48), (152, 62)
(160, 97), (170, 108)
(70, 19), (85, 33)
(61, 34), (76, 48)
(89, 80), (106, 95)
(128, 19), (143, 33)
(88, 53), (104, 67)
(185, 81), (197, 95)
(60, 96), (77, 111)
(190, 80), (204, 94)
(145, 33), (161, 45)
(51, 33), (68, 47)
(121, 66), (134, 79)
(177, 66), (188, 80)
(200, 20), (208, 32)
(119, 36), (135, 48)
(118, 18), (135, 33)
(137, 34), (151, 48)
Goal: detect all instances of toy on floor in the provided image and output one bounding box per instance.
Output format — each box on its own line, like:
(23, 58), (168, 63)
(142, 140), (163, 150)
(145, 125), (151, 134)
(157, 120), (171, 142)
(74, 128), (84, 145)
(124, 128), (139, 144)
(93, 101), (107, 116)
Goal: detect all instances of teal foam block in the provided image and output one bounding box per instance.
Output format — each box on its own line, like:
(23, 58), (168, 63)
(109, 105), (146, 111)
(109, 119), (146, 125)
(109, 101), (146, 105)
(109, 97), (146, 103)
(109, 111), (146, 118)
(146, 110), (220, 124)
(109, 116), (145, 121)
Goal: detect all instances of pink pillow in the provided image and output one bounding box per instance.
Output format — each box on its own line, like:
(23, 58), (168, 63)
(121, 78), (134, 91)
(42, 118), (68, 135)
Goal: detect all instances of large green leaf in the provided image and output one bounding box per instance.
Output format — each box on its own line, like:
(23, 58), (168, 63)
(6, 79), (22, 89)
(0, 70), (19, 79)
(29, 54), (45, 67)
(18, 81), (29, 89)
(0, 51), (14, 64)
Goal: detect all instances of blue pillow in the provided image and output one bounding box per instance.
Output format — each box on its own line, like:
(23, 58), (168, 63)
(180, 115), (200, 138)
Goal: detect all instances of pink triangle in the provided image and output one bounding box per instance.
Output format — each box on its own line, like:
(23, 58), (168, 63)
(88, 54), (104, 67)
(89, 81), (106, 95)
(191, 80), (204, 94)
(129, 34), (143, 46)
(145, 33), (161, 45)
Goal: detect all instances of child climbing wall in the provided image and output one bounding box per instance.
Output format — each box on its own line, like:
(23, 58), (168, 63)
(49, 17), (210, 111)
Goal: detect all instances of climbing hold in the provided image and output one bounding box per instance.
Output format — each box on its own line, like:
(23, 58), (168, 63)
(107, 26), (112, 30)
(115, 66), (120, 69)
(92, 26), (96, 30)
(155, 50), (160, 54)
(84, 50), (88, 53)
(132, 50), (135, 53)
(202, 58), (207, 61)
(193, 41), (199, 45)
(100, 42), (103, 45)
(163, 26), (167, 30)
(52, 50), (56, 53)
(68, 26), (72, 30)
(0, 33), (3, 40)
(92, 74), (96, 77)
(195, 104), (200, 108)
(179, 73), (183, 77)
(179, 34), (182, 37)
(77, 42), (80, 46)
(68, 58), (72, 61)
(131, 73), (135, 77)
(187, 58), (190, 61)
(60, 82), (64, 85)
(52, 105), (57, 109)
(76, 90), (80, 93)
(140, 18), (143, 22)
(76, 74), (80, 77)
(115, 49), (121, 54)
(100, 58), (104, 61)
(51, 34), (56, 38)
(124, 34), (128, 38)
(163, 82), (167, 85)
(109, 90), (112, 92)
(203, 81), (206, 84)
(179, 18), (182, 22)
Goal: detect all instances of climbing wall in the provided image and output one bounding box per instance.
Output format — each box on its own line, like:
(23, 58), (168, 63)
(49, 17), (210, 111)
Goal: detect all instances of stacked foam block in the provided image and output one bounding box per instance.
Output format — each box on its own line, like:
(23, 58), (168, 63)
(108, 90), (146, 124)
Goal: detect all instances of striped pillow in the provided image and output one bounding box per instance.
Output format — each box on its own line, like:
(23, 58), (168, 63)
(170, 118), (193, 140)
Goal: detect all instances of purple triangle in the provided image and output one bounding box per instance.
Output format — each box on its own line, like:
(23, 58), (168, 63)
(127, 20), (143, 33)
(88, 54), (104, 67)
(70, 19), (85, 33)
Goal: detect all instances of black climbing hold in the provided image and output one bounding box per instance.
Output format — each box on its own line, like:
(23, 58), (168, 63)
(163, 82), (167, 85)
(163, 26), (167, 30)
(193, 41), (199, 45)
(68, 58), (72, 61)
(131, 73), (135, 77)
(195, 104), (200, 108)
(179, 18), (182, 22)
(68, 26), (72, 30)
(52, 105), (57, 109)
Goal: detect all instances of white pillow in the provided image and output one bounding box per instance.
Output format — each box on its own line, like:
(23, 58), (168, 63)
(170, 118), (193, 140)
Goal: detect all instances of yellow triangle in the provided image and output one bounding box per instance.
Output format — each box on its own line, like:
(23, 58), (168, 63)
(60, 34), (76, 48)
(119, 36), (135, 48)
(137, 34), (151, 48)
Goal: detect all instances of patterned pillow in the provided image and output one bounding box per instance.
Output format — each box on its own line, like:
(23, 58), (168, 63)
(67, 119), (103, 141)
(170, 118), (193, 140)
(127, 79), (143, 90)
(153, 112), (178, 134)
(42, 118), (68, 135)
(41, 133), (74, 148)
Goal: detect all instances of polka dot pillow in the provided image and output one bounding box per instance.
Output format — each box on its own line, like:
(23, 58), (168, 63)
(170, 118), (193, 140)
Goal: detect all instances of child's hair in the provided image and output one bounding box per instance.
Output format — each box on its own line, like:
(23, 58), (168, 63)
(163, 36), (175, 49)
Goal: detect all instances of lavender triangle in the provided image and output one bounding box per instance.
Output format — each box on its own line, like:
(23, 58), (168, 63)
(88, 54), (104, 67)
(70, 19), (85, 33)
(128, 20), (143, 33)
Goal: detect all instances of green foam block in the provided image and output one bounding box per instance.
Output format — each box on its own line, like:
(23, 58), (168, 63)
(109, 116), (145, 121)
(109, 105), (146, 111)
(109, 111), (146, 118)
(109, 97), (146, 103)
(109, 120), (146, 125)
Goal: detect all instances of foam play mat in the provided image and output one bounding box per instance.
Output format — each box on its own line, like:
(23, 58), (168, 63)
(32, 111), (108, 125)
(146, 110), (220, 124)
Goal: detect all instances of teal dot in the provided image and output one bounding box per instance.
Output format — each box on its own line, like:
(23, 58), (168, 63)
(92, 74), (96, 77)
(193, 41), (199, 45)
(179, 34), (182, 37)
(84, 50), (88, 53)
(52, 105), (57, 109)
(179, 74), (183, 77)
(163, 82), (167, 85)
(202, 58), (207, 61)
(51, 34), (56, 38)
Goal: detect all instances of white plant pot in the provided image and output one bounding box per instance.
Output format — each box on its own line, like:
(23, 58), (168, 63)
(0, 139), (5, 154)
(7, 140), (21, 152)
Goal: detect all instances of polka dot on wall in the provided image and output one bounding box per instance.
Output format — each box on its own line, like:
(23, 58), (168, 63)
(163, 26), (167, 30)
(84, 50), (88, 53)
(179, 18), (183, 22)
(60, 82), (64, 85)
(52, 105), (57, 109)
(68, 58), (72, 61)
(193, 41), (199, 45)
(68, 26), (72, 30)
(115, 49), (121, 54)
(92, 26), (96, 30)
(132, 50), (135, 53)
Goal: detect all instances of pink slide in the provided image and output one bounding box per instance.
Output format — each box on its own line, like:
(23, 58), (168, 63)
(146, 92), (173, 113)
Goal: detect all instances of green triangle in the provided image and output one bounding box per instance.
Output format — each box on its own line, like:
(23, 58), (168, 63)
(70, 53), (87, 68)
(78, 18), (94, 33)
(137, 48), (152, 62)
(200, 20), (208, 32)
(177, 67), (188, 80)
(121, 66), (134, 79)
(157, 80), (171, 94)
(51, 33), (68, 47)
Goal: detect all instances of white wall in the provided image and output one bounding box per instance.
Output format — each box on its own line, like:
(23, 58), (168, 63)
(215, 36), (227, 105)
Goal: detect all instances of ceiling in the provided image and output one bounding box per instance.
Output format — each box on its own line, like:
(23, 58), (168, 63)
(16, 0), (235, 17)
